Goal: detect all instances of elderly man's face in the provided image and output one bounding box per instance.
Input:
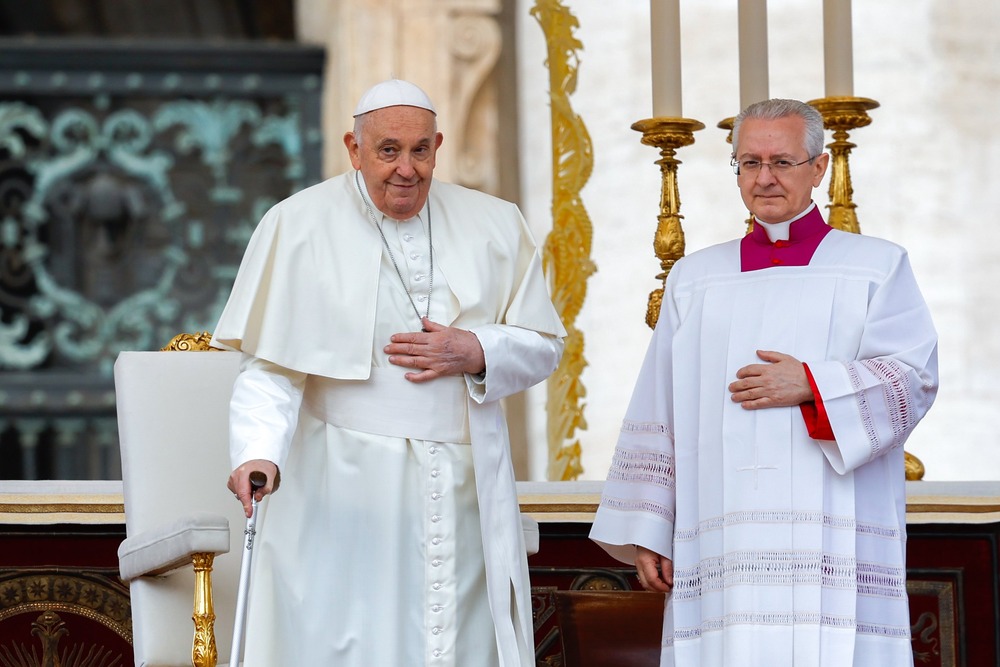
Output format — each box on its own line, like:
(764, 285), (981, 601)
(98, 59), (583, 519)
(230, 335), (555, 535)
(735, 115), (828, 224)
(344, 106), (443, 220)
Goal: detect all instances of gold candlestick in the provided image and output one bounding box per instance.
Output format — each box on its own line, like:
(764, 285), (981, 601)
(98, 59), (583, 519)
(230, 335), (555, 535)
(807, 96), (880, 234)
(717, 115), (756, 235)
(633, 116), (705, 329)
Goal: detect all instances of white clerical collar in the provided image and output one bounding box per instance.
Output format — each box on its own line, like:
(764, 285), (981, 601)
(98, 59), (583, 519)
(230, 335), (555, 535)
(758, 202), (817, 243)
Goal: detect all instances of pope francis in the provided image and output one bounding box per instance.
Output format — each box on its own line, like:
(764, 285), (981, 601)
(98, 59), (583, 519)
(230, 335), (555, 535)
(212, 79), (566, 666)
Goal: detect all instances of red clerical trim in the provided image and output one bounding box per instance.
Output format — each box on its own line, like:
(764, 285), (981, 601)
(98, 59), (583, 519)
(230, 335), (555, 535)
(799, 363), (835, 440)
(740, 205), (833, 272)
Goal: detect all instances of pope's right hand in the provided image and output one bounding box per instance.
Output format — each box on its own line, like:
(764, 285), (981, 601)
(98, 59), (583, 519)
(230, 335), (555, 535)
(228, 459), (279, 518)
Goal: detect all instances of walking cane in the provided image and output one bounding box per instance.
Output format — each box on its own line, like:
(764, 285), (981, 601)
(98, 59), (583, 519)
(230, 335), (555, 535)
(229, 470), (267, 667)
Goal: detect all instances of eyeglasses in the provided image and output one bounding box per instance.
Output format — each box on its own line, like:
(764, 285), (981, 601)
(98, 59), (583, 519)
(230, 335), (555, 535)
(731, 156), (820, 176)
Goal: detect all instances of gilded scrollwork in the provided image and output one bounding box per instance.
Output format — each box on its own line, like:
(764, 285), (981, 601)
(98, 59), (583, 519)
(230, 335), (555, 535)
(161, 331), (218, 352)
(531, 0), (596, 481)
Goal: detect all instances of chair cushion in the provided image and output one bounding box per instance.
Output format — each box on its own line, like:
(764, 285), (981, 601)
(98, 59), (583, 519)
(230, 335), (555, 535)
(118, 512), (230, 581)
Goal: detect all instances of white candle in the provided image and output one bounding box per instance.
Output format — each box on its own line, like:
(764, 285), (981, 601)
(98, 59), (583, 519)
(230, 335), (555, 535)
(738, 0), (769, 111)
(823, 0), (854, 97)
(650, 0), (683, 117)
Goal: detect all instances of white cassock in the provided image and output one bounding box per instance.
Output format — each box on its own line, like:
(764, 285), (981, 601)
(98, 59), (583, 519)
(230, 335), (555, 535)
(590, 226), (938, 666)
(212, 172), (566, 666)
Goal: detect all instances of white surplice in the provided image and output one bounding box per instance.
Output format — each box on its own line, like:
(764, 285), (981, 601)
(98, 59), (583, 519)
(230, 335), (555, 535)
(590, 228), (938, 666)
(212, 172), (565, 666)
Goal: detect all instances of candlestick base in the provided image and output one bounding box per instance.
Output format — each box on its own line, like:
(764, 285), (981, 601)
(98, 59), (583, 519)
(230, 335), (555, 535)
(807, 96), (880, 234)
(632, 116), (705, 328)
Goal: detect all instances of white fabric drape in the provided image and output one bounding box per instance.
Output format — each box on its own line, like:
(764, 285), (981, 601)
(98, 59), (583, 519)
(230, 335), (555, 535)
(215, 173), (565, 666)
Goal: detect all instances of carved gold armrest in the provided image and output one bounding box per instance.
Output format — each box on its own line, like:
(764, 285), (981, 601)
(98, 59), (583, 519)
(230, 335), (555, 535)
(162, 332), (220, 352)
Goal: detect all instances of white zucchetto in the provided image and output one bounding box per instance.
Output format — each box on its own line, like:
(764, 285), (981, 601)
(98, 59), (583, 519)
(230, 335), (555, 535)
(353, 79), (437, 117)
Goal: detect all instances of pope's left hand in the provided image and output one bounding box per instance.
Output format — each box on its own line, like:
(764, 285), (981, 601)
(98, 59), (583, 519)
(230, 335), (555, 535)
(385, 317), (486, 383)
(728, 349), (814, 409)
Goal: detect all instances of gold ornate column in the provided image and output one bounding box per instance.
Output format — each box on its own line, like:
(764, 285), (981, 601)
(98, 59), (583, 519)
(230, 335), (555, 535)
(532, 0), (595, 481)
(632, 118), (705, 329)
(806, 96), (879, 233)
(191, 552), (219, 667)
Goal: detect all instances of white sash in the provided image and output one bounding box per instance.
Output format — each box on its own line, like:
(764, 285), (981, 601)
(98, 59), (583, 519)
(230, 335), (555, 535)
(303, 367), (471, 444)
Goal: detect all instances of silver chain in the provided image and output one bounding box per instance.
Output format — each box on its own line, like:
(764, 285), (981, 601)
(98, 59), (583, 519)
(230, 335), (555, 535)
(354, 171), (434, 328)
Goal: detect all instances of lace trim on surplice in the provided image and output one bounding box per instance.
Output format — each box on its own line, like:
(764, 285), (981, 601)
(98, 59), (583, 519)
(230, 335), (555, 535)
(847, 356), (914, 457)
(669, 611), (854, 644)
(600, 495), (675, 523)
(674, 510), (860, 542)
(856, 560), (907, 599)
(672, 550), (857, 601)
(606, 446), (675, 489)
(621, 419), (673, 437)
(667, 614), (911, 645)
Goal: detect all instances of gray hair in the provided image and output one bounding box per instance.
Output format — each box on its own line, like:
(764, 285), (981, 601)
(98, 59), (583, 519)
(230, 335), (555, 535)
(352, 113), (368, 148)
(352, 109), (438, 149)
(732, 99), (825, 158)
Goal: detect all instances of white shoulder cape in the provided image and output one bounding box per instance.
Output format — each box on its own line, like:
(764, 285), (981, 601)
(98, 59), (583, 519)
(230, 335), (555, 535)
(211, 172), (566, 377)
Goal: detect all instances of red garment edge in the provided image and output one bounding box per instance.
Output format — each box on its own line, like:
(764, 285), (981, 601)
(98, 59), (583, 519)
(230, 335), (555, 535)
(800, 363), (835, 440)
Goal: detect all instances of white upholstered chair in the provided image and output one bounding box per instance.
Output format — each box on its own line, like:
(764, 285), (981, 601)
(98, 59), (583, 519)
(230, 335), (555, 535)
(116, 348), (246, 667)
(115, 345), (540, 667)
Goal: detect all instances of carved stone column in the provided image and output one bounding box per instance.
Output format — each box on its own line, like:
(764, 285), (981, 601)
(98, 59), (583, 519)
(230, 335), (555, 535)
(295, 0), (504, 194)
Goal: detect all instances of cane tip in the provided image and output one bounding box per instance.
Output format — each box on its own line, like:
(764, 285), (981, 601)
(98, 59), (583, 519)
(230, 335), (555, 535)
(249, 471), (267, 489)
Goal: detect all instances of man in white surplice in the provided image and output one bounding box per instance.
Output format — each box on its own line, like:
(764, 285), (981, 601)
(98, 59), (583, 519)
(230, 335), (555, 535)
(212, 79), (565, 666)
(590, 99), (938, 666)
